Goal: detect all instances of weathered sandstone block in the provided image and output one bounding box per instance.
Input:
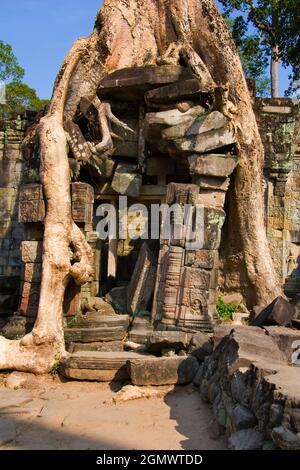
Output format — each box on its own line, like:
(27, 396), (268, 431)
(145, 78), (205, 104)
(127, 243), (157, 315)
(188, 154), (237, 178)
(97, 65), (194, 100)
(21, 241), (43, 263)
(145, 331), (191, 353)
(22, 263), (42, 283)
(18, 184), (45, 223)
(111, 163), (142, 197)
(162, 111), (228, 140)
(128, 355), (199, 385)
(174, 127), (236, 154)
(71, 183), (94, 224)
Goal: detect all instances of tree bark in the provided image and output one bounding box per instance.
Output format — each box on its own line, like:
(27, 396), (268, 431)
(0, 0), (282, 373)
(271, 45), (280, 98)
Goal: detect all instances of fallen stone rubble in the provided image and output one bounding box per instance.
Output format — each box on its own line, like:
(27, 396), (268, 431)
(195, 325), (300, 450)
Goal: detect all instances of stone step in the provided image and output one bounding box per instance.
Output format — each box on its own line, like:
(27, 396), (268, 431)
(128, 329), (152, 344)
(60, 351), (154, 382)
(60, 351), (200, 385)
(67, 340), (124, 353)
(128, 355), (199, 386)
(145, 331), (192, 353)
(71, 314), (130, 329)
(64, 326), (127, 343)
(131, 317), (153, 331)
(176, 319), (214, 334)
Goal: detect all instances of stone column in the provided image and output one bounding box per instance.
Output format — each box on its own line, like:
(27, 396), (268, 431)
(152, 154), (237, 332)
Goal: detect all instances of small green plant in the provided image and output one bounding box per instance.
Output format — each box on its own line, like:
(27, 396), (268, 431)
(216, 297), (240, 322)
(27, 168), (40, 183)
(49, 353), (61, 376)
(66, 315), (78, 328)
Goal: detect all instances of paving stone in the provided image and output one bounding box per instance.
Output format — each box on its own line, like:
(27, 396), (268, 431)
(162, 111), (228, 140)
(146, 106), (205, 128)
(0, 418), (16, 446)
(21, 241), (42, 263)
(70, 313), (129, 329)
(67, 340), (124, 353)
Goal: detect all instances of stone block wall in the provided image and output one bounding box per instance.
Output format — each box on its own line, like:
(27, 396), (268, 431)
(0, 97), (299, 325)
(0, 113), (36, 318)
(17, 182), (97, 319)
(255, 98), (300, 299)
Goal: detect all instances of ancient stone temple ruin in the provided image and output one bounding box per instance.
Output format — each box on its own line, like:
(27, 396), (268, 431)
(1, 72), (299, 338)
(0, 2), (300, 449)
(1, 64), (300, 449)
(1, 67), (240, 333)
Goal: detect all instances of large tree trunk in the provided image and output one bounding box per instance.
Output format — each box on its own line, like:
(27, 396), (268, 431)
(0, 0), (281, 373)
(271, 45), (280, 98)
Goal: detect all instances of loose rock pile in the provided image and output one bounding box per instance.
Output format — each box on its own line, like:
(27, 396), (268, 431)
(196, 324), (300, 450)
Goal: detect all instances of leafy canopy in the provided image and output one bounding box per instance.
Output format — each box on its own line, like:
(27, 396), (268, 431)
(219, 0), (300, 95)
(0, 40), (24, 83)
(1, 82), (49, 115)
(0, 40), (49, 116)
(226, 15), (270, 96)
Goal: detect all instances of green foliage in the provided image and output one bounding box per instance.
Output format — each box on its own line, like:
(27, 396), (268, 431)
(0, 40), (49, 117)
(219, 0), (300, 95)
(66, 315), (78, 328)
(0, 40), (24, 82)
(216, 297), (240, 322)
(26, 168), (40, 183)
(226, 15), (270, 96)
(49, 354), (61, 376)
(1, 82), (49, 116)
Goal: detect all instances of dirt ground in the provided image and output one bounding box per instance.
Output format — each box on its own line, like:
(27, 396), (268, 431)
(0, 373), (226, 450)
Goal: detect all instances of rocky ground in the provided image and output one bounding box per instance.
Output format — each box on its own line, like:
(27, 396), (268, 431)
(0, 373), (226, 450)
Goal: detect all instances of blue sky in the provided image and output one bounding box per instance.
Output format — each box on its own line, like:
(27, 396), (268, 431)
(1, 0), (290, 99)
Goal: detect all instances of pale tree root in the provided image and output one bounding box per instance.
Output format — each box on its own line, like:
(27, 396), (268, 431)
(0, 337), (63, 375)
(0, 112), (93, 374)
(157, 41), (216, 91)
(91, 97), (135, 157)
